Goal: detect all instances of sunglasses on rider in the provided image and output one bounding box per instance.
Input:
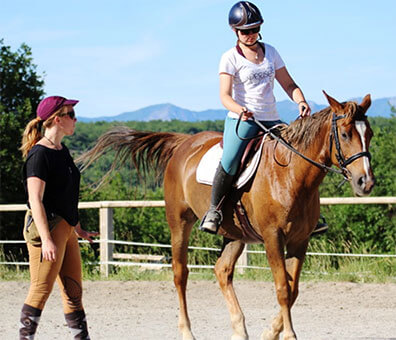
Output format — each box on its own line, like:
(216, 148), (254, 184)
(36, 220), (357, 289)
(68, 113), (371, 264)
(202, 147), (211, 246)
(60, 110), (75, 119)
(239, 26), (260, 35)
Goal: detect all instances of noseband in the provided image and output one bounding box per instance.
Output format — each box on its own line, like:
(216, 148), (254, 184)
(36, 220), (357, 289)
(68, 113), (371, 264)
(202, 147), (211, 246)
(236, 113), (372, 181)
(330, 113), (372, 179)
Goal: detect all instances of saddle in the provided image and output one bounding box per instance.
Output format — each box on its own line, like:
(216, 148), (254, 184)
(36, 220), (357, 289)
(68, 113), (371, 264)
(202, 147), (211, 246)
(196, 136), (264, 189)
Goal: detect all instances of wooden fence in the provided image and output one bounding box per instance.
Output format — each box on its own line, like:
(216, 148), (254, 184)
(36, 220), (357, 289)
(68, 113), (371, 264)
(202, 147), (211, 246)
(1, 197), (395, 277)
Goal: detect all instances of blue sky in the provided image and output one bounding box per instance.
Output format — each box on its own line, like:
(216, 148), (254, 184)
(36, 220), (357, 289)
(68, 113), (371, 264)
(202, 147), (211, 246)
(1, 0), (395, 118)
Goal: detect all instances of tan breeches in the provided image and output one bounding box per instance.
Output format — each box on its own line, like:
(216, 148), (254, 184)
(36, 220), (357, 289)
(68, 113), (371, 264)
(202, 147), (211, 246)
(25, 219), (83, 313)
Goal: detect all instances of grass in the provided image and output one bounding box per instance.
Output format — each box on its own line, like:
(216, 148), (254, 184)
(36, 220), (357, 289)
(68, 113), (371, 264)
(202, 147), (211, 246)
(0, 264), (30, 281)
(302, 239), (396, 283)
(0, 245), (30, 281)
(1, 240), (396, 283)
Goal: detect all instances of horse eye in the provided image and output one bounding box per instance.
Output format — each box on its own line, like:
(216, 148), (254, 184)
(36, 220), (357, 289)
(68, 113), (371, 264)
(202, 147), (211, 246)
(341, 132), (348, 140)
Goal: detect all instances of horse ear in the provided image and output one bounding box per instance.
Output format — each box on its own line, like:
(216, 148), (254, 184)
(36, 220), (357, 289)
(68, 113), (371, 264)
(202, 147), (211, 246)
(322, 90), (343, 113)
(359, 94), (371, 113)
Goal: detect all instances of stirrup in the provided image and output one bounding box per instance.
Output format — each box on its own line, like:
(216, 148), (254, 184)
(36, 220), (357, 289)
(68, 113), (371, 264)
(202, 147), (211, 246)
(199, 209), (223, 235)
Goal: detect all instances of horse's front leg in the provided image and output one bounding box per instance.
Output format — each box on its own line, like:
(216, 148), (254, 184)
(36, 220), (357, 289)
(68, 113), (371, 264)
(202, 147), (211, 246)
(214, 238), (248, 340)
(262, 240), (309, 340)
(261, 231), (296, 340)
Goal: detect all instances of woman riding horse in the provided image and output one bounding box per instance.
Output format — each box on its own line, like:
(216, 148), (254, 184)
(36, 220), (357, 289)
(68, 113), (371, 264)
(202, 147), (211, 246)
(199, 2), (318, 234)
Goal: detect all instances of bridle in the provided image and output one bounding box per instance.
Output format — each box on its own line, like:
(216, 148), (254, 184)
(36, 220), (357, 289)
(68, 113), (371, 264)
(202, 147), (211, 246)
(235, 113), (372, 181)
(329, 113), (371, 180)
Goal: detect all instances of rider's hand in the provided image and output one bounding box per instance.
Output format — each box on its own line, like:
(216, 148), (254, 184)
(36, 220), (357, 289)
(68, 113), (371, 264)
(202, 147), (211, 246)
(298, 101), (311, 117)
(240, 107), (254, 121)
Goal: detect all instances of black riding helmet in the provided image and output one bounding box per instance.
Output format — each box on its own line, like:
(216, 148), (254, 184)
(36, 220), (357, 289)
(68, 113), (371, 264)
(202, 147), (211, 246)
(228, 1), (263, 30)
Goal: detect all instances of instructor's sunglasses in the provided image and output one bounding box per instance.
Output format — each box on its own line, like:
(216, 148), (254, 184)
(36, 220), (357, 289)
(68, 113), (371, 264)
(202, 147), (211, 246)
(239, 27), (260, 35)
(60, 110), (75, 119)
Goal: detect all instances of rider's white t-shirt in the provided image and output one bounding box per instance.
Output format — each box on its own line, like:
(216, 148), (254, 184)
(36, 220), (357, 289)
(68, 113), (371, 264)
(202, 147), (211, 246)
(218, 43), (285, 121)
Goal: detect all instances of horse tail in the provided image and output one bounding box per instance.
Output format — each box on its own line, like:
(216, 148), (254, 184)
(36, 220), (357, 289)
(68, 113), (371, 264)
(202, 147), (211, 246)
(76, 126), (189, 187)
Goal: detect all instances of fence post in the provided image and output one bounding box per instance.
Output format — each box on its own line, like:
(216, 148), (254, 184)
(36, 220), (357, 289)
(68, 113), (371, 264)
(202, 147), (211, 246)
(237, 244), (249, 274)
(99, 207), (113, 277)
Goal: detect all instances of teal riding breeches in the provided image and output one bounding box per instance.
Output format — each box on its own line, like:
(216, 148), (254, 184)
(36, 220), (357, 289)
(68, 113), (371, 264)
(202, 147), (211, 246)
(221, 116), (283, 175)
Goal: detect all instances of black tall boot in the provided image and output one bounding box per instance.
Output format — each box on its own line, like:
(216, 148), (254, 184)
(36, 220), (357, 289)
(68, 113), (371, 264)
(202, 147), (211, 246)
(311, 214), (329, 236)
(19, 304), (42, 340)
(199, 163), (234, 234)
(65, 310), (90, 340)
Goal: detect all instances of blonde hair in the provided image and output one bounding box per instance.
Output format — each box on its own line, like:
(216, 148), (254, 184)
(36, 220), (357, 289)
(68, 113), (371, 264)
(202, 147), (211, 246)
(20, 107), (66, 158)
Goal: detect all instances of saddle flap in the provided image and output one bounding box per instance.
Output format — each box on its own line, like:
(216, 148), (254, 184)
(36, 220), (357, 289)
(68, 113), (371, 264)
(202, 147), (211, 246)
(236, 136), (263, 178)
(196, 139), (264, 189)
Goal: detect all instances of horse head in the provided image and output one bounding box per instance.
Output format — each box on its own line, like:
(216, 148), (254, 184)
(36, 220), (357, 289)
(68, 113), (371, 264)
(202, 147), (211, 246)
(323, 91), (375, 196)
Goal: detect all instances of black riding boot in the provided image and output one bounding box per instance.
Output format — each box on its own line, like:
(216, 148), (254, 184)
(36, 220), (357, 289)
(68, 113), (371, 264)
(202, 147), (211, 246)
(19, 304), (42, 340)
(65, 310), (90, 340)
(311, 214), (329, 236)
(199, 163), (234, 234)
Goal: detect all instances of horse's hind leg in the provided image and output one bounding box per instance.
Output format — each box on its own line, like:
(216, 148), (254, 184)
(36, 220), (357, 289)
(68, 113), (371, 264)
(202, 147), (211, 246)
(167, 206), (197, 340)
(262, 240), (309, 340)
(214, 238), (248, 340)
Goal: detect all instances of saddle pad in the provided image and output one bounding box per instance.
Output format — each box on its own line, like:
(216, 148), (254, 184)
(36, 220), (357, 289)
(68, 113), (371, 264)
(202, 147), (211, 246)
(196, 141), (264, 189)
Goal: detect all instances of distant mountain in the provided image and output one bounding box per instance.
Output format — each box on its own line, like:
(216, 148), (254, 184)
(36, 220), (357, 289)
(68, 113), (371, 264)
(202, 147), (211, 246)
(78, 103), (228, 123)
(79, 103), (228, 123)
(78, 97), (395, 123)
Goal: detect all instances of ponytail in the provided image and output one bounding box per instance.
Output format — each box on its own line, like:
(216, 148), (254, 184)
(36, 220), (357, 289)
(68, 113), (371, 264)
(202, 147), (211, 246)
(20, 107), (64, 158)
(20, 118), (43, 158)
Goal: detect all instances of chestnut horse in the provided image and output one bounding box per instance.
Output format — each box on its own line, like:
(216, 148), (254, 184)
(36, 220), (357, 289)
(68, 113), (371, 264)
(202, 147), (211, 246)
(78, 92), (374, 340)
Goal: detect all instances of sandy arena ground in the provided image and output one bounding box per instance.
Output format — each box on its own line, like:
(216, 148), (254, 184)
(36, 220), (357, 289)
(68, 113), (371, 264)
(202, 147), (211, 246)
(2, 280), (396, 340)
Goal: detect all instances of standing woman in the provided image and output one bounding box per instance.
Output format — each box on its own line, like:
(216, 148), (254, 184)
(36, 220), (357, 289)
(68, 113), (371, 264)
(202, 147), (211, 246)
(200, 1), (314, 233)
(19, 96), (98, 340)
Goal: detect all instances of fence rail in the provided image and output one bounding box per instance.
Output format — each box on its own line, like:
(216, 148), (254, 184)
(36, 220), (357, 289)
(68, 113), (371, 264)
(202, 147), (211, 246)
(1, 197), (395, 276)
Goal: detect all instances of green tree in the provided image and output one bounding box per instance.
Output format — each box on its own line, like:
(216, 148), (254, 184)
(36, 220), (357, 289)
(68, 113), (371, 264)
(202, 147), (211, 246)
(0, 39), (45, 241)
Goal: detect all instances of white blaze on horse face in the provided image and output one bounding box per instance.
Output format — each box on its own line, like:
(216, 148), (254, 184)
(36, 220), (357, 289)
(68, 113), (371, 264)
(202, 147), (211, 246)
(355, 121), (370, 177)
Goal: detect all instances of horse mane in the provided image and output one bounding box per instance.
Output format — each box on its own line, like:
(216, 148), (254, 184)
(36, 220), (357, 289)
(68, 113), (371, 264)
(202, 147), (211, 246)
(280, 100), (365, 150)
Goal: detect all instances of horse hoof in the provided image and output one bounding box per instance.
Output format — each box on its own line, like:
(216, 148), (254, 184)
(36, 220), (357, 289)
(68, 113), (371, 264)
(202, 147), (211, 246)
(182, 333), (195, 340)
(261, 328), (279, 340)
(231, 334), (248, 340)
(283, 335), (297, 340)
(181, 330), (196, 340)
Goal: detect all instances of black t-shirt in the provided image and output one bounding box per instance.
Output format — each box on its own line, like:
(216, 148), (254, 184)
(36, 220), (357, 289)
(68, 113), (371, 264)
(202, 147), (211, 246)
(23, 144), (81, 226)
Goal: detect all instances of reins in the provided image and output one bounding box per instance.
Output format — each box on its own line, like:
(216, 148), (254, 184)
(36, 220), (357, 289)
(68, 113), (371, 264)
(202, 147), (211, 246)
(235, 113), (371, 182)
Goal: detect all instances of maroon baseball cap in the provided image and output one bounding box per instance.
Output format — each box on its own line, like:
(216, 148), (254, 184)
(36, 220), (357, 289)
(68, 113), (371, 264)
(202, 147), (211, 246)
(36, 96), (79, 121)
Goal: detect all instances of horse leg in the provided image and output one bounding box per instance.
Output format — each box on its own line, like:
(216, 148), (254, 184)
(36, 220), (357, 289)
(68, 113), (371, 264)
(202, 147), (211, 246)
(261, 231), (296, 340)
(262, 240), (309, 340)
(214, 238), (248, 340)
(168, 208), (197, 340)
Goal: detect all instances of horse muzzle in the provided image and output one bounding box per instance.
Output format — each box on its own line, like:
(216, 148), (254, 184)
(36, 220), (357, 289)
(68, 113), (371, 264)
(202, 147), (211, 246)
(352, 173), (375, 197)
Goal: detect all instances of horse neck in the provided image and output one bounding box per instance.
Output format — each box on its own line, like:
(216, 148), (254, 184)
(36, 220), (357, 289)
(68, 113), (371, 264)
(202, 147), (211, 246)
(290, 117), (333, 190)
